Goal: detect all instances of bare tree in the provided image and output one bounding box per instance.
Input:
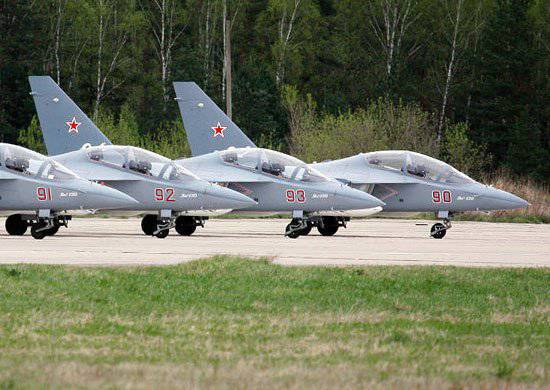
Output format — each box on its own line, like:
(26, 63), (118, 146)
(221, 0), (241, 118)
(198, 0), (220, 88)
(369, 0), (420, 82)
(93, 0), (128, 119)
(53, 0), (67, 85)
(437, 0), (463, 140)
(274, 0), (302, 86)
(141, 0), (187, 112)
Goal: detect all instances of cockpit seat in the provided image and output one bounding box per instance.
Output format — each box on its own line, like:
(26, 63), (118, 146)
(5, 157), (30, 173)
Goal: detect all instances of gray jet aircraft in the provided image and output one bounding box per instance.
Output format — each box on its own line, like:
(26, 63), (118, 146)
(0, 143), (137, 239)
(172, 83), (386, 238)
(29, 76), (257, 238)
(173, 82), (528, 238)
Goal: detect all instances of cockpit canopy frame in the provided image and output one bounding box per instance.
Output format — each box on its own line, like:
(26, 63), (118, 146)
(0, 143), (77, 181)
(363, 151), (475, 184)
(219, 148), (330, 184)
(84, 145), (198, 182)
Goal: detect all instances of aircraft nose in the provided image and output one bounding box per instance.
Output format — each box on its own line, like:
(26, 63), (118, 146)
(205, 183), (256, 210)
(86, 181), (138, 209)
(483, 186), (529, 210)
(335, 185), (385, 210)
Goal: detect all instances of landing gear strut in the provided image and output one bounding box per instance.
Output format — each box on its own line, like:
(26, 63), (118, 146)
(5, 213), (69, 239)
(141, 214), (172, 238)
(285, 216), (347, 238)
(141, 214), (208, 238)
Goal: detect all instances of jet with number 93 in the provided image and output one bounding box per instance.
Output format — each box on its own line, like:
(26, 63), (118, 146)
(174, 82), (528, 239)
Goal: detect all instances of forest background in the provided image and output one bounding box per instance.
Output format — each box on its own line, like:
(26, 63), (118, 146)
(1, 0), (548, 193)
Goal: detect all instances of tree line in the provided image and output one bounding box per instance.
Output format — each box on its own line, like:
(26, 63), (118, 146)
(1, 0), (548, 181)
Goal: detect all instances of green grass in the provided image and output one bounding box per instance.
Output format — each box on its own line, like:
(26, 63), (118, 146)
(0, 258), (548, 388)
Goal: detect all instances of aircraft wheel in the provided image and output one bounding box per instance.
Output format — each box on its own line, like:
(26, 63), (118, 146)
(45, 226), (60, 236)
(154, 228), (169, 239)
(30, 224), (47, 240)
(300, 224), (312, 236)
(175, 217), (197, 236)
(5, 214), (27, 236)
(317, 217), (339, 236)
(285, 223), (300, 239)
(141, 215), (157, 236)
(430, 223), (447, 239)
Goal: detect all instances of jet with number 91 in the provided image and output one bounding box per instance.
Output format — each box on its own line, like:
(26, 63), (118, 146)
(0, 143), (138, 239)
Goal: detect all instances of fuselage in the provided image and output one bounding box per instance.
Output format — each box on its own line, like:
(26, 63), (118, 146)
(313, 152), (528, 214)
(177, 147), (385, 215)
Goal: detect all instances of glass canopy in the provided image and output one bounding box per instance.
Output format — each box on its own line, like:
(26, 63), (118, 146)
(363, 151), (475, 184)
(220, 148), (329, 183)
(86, 145), (198, 182)
(0, 143), (77, 180)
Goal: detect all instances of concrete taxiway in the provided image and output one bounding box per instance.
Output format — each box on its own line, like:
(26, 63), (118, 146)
(0, 218), (548, 268)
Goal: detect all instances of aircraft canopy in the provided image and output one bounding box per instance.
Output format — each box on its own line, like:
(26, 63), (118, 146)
(363, 151), (475, 184)
(220, 148), (330, 183)
(0, 143), (77, 181)
(85, 145), (199, 182)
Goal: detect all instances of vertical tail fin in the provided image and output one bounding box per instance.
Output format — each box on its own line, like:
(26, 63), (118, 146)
(28, 76), (111, 156)
(173, 82), (256, 156)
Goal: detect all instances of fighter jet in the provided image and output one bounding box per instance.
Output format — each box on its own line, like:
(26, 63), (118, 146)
(173, 82), (529, 238)
(173, 83), (386, 238)
(0, 143), (137, 239)
(28, 76), (257, 238)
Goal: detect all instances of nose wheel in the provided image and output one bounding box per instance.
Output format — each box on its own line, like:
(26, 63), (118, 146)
(430, 219), (451, 239)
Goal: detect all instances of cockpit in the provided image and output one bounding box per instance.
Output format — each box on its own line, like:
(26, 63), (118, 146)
(363, 151), (475, 184)
(220, 148), (329, 183)
(0, 143), (77, 180)
(85, 145), (198, 182)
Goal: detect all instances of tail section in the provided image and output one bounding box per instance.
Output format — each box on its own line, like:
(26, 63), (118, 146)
(28, 76), (111, 156)
(173, 82), (256, 156)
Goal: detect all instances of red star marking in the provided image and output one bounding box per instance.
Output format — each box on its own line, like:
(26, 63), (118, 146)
(66, 117), (81, 134)
(211, 122), (227, 138)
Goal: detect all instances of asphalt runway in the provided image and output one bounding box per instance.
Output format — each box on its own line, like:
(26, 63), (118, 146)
(0, 218), (548, 268)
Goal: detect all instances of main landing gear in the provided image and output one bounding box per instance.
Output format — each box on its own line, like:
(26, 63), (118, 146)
(430, 212), (452, 239)
(285, 216), (348, 239)
(141, 214), (208, 238)
(5, 213), (70, 239)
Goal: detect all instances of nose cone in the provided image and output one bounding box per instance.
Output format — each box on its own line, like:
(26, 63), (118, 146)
(334, 185), (385, 210)
(205, 183), (257, 210)
(85, 181), (139, 210)
(482, 186), (529, 210)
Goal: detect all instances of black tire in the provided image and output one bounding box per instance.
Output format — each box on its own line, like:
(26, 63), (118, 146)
(141, 215), (157, 236)
(30, 224), (47, 240)
(45, 226), (60, 236)
(430, 223), (447, 239)
(154, 228), (169, 239)
(317, 217), (339, 236)
(175, 216), (197, 236)
(299, 224), (312, 236)
(285, 223), (300, 239)
(5, 214), (27, 236)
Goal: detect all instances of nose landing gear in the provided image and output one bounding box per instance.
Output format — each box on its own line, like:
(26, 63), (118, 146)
(430, 218), (452, 239)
